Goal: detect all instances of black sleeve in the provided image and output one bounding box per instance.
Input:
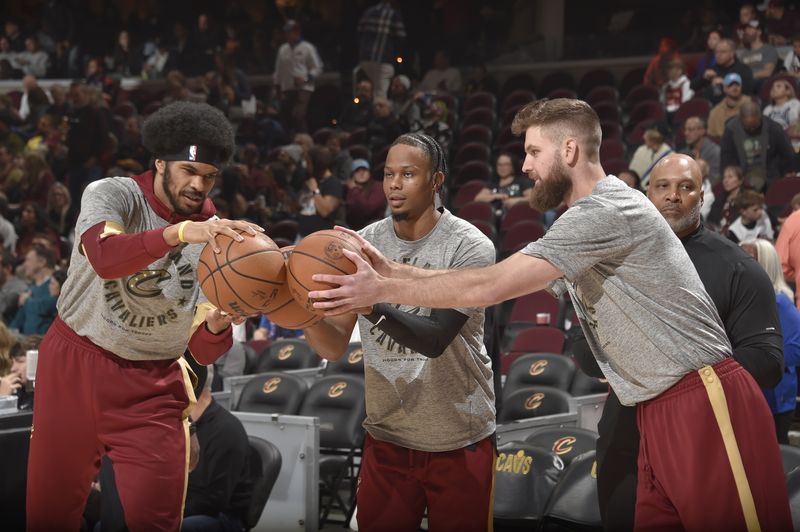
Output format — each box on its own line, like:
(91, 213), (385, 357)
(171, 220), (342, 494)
(726, 259), (784, 388)
(365, 304), (469, 358)
(568, 323), (605, 378)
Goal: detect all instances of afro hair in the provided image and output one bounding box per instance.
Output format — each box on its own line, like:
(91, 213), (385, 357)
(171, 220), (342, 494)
(141, 101), (235, 165)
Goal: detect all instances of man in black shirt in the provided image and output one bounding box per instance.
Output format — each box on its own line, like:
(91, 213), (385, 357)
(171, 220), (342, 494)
(573, 153), (783, 531)
(183, 361), (252, 532)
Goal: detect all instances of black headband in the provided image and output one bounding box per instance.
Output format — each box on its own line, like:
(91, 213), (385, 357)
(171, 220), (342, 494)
(158, 144), (224, 168)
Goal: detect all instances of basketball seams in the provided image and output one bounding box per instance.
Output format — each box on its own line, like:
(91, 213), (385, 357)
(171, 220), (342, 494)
(290, 250), (352, 276)
(202, 235), (275, 315)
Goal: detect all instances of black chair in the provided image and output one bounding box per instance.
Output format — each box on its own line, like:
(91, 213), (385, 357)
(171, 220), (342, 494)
(498, 386), (575, 423)
(242, 344), (259, 375)
(235, 371), (308, 414)
(299, 374), (366, 526)
(780, 444), (800, 476)
(0, 426), (31, 531)
(569, 369), (608, 396)
(493, 441), (564, 528)
(525, 427), (599, 467)
(243, 436), (282, 531)
(254, 339), (321, 373)
(541, 450), (602, 531)
(324, 342), (365, 377)
(787, 466), (800, 531)
(504, 353), (577, 400)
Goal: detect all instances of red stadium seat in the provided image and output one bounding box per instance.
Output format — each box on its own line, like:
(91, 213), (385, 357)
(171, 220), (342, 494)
(458, 124), (493, 146)
(539, 71), (576, 96)
(452, 180), (488, 210)
(618, 67), (647, 98)
(500, 220), (546, 257)
(586, 85), (620, 106)
(603, 158), (630, 176)
(452, 160), (492, 187)
(600, 121), (623, 140)
(457, 201), (494, 224)
(453, 142), (491, 167)
(462, 108), (496, 129)
(593, 102), (622, 123)
(600, 139), (626, 162)
(626, 101), (665, 127)
(672, 97), (712, 127)
(765, 176), (800, 206)
(509, 291), (562, 325)
(501, 90), (536, 113)
(578, 70), (616, 97)
(547, 88), (578, 100)
(510, 326), (566, 354)
(500, 73), (536, 100)
(463, 92), (497, 114)
(623, 84), (660, 110)
(469, 219), (497, 241)
(501, 203), (543, 232)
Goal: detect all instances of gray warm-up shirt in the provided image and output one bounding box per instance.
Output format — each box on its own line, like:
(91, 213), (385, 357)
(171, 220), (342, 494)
(522, 176), (731, 405)
(358, 209), (496, 451)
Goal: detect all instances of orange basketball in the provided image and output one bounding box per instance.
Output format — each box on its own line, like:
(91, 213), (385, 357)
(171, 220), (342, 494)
(263, 246), (323, 329)
(287, 229), (364, 315)
(197, 230), (285, 317)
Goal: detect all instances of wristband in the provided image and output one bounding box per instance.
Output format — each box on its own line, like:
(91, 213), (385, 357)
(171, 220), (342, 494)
(177, 221), (191, 243)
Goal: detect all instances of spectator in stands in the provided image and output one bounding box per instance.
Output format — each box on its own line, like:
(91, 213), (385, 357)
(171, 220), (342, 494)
(14, 152), (54, 206)
(326, 132), (353, 183)
(419, 49), (462, 94)
(464, 63), (499, 95)
(297, 146), (344, 237)
(109, 30), (142, 78)
(681, 116), (721, 183)
(141, 39), (172, 80)
(766, 0), (800, 46)
(0, 249), (25, 323)
(735, 3), (758, 46)
(694, 29), (721, 76)
(617, 169), (642, 190)
(661, 59), (693, 116)
(213, 167), (248, 221)
(0, 193), (17, 252)
(338, 78), (374, 131)
(366, 97), (402, 153)
(252, 313), (303, 341)
(763, 78), (800, 149)
(357, 0), (407, 98)
(182, 361), (251, 531)
(739, 238), (800, 444)
(3, 20), (24, 52)
(46, 84), (69, 120)
(346, 159), (386, 230)
(272, 20), (322, 136)
(784, 34), (800, 78)
(727, 190), (774, 243)
(738, 19), (778, 91)
(720, 100), (795, 191)
(0, 323), (22, 396)
(708, 164), (747, 233)
(19, 75), (51, 125)
(411, 99), (452, 157)
(190, 13), (219, 74)
(777, 208), (800, 309)
(65, 84), (107, 202)
(629, 123), (673, 189)
(14, 202), (58, 258)
(707, 72), (752, 139)
(695, 158), (716, 220)
(474, 152), (532, 214)
(45, 182), (75, 240)
(643, 37), (680, 89)
(388, 74), (420, 131)
(15, 36), (49, 78)
(9, 245), (57, 336)
(693, 38), (755, 101)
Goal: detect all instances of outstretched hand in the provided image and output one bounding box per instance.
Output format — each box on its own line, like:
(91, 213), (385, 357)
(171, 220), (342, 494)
(205, 307), (248, 333)
(309, 248), (386, 315)
(333, 225), (395, 277)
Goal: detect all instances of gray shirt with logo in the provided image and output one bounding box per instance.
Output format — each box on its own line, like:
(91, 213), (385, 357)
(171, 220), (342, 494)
(522, 176), (731, 405)
(358, 209), (496, 451)
(58, 177), (207, 361)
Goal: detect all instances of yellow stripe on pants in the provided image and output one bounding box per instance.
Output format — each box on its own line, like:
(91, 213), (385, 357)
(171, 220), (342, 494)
(699, 365), (761, 532)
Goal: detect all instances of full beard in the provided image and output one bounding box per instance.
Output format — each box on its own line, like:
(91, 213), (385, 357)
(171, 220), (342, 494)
(530, 156), (572, 211)
(162, 165), (203, 216)
(663, 203), (701, 235)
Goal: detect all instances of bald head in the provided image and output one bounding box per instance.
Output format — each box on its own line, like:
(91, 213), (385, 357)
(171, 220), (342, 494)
(647, 154), (704, 238)
(740, 101), (762, 133)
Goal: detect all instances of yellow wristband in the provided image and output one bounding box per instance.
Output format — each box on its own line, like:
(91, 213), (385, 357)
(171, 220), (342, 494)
(177, 221), (191, 243)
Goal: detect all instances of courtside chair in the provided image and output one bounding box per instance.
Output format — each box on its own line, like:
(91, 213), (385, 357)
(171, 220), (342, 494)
(569, 368), (609, 397)
(578, 69), (616, 97)
(235, 371), (308, 415)
(498, 385), (575, 423)
(254, 339), (321, 373)
(503, 353), (577, 399)
(323, 342), (365, 378)
(780, 444), (800, 476)
(244, 436), (283, 531)
(525, 427), (599, 468)
(541, 450), (603, 531)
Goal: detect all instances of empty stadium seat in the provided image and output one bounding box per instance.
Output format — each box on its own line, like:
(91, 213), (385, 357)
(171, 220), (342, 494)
(462, 108), (497, 130)
(600, 120), (623, 140)
(254, 339), (321, 373)
(453, 142), (492, 168)
(579, 69), (616, 96)
(458, 124), (493, 146)
(570, 369), (609, 397)
(672, 97), (712, 126)
(499, 220), (546, 257)
(541, 450), (602, 530)
(599, 139), (626, 162)
(547, 88), (578, 100)
(626, 101), (665, 127)
(500, 74), (537, 100)
(244, 436), (283, 530)
(236, 371), (308, 414)
(526, 427), (599, 467)
(585, 85), (619, 106)
(501, 203), (544, 232)
(593, 101), (622, 123)
(539, 71), (576, 96)
(463, 91), (498, 114)
(458, 201), (495, 224)
(470, 219), (497, 241)
(452, 179), (488, 210)
(453, 160), (493, 187)
(498, 386), (575, 423)
(504, 353), (577, 397)
(501, 89), (537, 113)
(324, 342), (365, 377)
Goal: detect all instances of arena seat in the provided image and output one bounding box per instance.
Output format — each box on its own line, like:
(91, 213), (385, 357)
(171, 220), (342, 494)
(458, 201), (495, 224)
(494, 126), (516, 149)
(498, 386), (575, 423)
(501, 203), (544, 232)
(599, 139), (626, 162)
(453, 142), (492, 168)
(451, 179), (488, 210)
(453, 160), (493, 187)
(500, 73), (537, 100)
(254, 339), (321, 373)
(579, 69), (616, 97)
(541, 450), (602, 530)
(585, 85), (619, 106)
(462, 108), (496, 129)
(569, 369), (609, 397)
(547, 88), (578, 100)
(526, 427), (599, 467)
(242, 343), (261, 375)
(787, 466), (800, 531)
(781, 444), (800, 476)
(236, 371), (308, 414)
(626, 100), (665, 128)
(324, 342), (365, 377)
(603, 158), (629, 176)
(458, 124), (493, 146)
(267, 219), (299, 243)
(623, 84), (660, 111)
(504, 353), (577, 398)
(499, 220), (546, 257)
(244, 436), (283, 531)
(470, 219), (497, 241)
(509, 327), (566, 353)
(593, 101), (622, 124)
(766, 176), (800, 207)
(504, 290), (562, 330)
(600, 120), (623, 140)
(463, 91), (498, 114)
(493, 442), (564, 527)
(539, 71), (576, 96)
(672, 97), (712, 126)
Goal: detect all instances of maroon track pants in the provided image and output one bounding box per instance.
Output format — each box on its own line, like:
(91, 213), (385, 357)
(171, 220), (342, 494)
(26, 317), (194, 532)
(634, 358), (792, 531)
(356, 433), (496, 532)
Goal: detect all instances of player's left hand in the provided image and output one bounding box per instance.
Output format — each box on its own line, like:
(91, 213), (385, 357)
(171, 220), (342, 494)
(205, 308), (248, 334)
(309, 249), (385, 315)
(188, 433), (200, 472)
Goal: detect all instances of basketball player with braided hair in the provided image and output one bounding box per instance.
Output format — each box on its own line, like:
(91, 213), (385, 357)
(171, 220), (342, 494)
(26, 101), (263, 531)
(304, 133), (497, 530)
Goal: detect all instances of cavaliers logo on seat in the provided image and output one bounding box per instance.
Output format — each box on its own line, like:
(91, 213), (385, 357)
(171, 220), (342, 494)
(528, 359), (549, 376)
(328, 382), (348, 398)
(347, 349), (364, 364)
(524, 392), (545, 410)
(262, 377), (282, 394)
(552, 436), (577, 455)
(277, 345), (294, 360)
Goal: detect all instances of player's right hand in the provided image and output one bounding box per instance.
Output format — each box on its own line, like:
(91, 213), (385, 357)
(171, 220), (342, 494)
(167, 219), (265, 252)
(332, 225), (395, 277)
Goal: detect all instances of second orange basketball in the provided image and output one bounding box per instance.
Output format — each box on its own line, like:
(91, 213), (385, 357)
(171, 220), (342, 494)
(287, 229), (364, 315)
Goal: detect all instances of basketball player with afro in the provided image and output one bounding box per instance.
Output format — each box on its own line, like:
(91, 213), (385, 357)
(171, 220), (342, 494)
(26, 101), (263, 531)
(304, 133), (498, 530)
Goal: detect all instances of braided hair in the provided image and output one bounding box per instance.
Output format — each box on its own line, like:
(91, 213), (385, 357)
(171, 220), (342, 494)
(391, 133), (448, 192)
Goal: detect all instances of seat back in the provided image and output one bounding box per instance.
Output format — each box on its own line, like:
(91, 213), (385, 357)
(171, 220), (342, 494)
(324, 342), (365, 377)
(453, 142), (491, 167)
(525, 427), (598, 467)
(243, 343), (261, 375)
(463, 92), (497, 114)
(578, 70), (616, 97)
(501, 203), (543, 231)
(498, 386), (575, 423)
(508, 291), (561, 325)
(787, 466), (800, 531)
(458, 124), (493, 146)
(0, 426), (31, 531)
(453, 160), (492, 187)
(500, 220), (546, 255)
(457, 201), (495, 224)
(452, 179), (488, 210)
(299, 375), (366, 449)
(542, 450), (602, 528)
(236, 371), (308, 414)
(570, 369), (609, 396)
(781, 444), (800, 475)
(255, 339), (320, 373)
(244, 436), (283, 530)
(509, 326), (566, 354)
(493, 441), (564, 521)
(504, 353), (577, 398)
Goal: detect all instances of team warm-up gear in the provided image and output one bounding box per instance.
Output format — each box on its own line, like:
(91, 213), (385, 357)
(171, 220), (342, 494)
(522, 176), (790, 530)
(364, 304), (468, 358)
(572, 223), (784, 531)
